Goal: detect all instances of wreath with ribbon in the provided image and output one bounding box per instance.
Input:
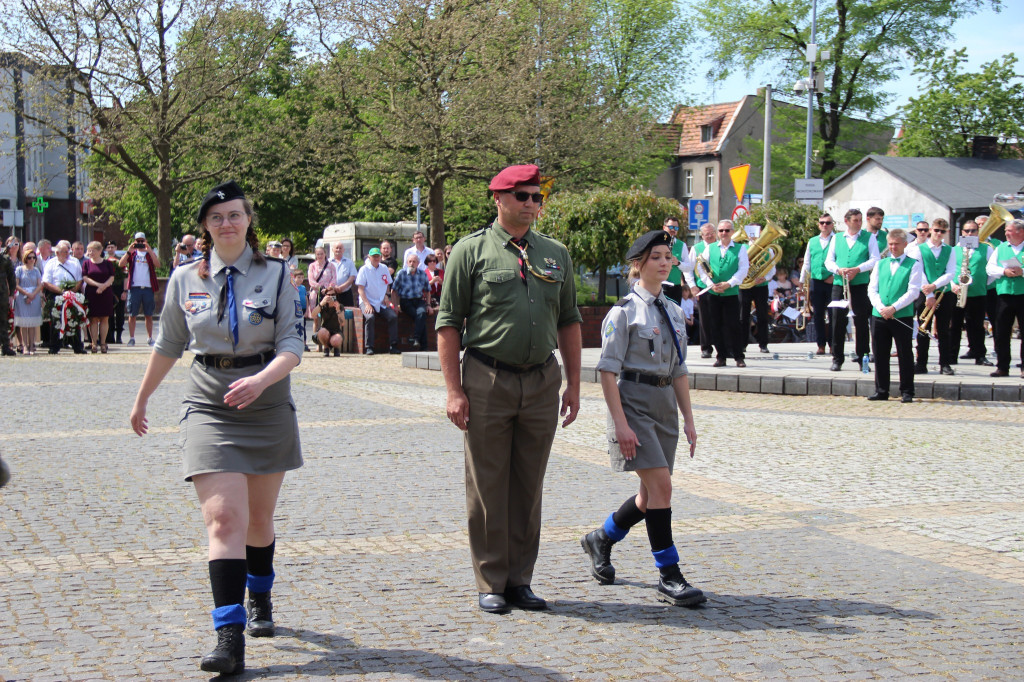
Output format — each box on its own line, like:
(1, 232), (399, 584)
(43, 283), (88, 340)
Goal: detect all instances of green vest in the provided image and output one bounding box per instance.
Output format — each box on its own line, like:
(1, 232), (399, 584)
(987, 238), (1003, 290)
(708, 242), (741, 297)
(918, 243), (953, 293)
(668, 238), (685, 286)
(808, 234), (832, 280)
(872, 257), (917, 318)
(873, 229), (889, 254)
(834, 231), (872, 285)
(692, 240), (710, 288)
(994, 242), (1024, 296)
(955, 246), (988, 298)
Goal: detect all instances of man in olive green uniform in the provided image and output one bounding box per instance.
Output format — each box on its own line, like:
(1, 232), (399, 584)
(437, 164), (582, 614)
(0, 245), (15, 355)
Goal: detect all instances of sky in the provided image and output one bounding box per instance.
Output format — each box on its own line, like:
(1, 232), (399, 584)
(688, 1), (1024, 125)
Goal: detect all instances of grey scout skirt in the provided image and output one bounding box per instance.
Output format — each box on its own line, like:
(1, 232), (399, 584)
(607, 379), (679, 474)
(179, 360), (303, 481)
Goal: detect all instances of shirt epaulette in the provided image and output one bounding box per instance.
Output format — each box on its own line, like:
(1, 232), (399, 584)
(177, 257), (204, 270)
(265, 255), (286, 264)
(613, 296), (632, 307)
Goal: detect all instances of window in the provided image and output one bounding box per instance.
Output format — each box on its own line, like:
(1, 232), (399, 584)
(683, 169), (693, 196)
(700, 125), (713, 143)
(705, 167), (714, 195)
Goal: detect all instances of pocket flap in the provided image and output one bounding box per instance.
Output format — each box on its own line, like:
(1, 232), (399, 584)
(482, 269), (517, 284)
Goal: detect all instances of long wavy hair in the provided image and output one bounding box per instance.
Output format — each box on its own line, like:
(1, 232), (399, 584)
(197, 198), (263, 279)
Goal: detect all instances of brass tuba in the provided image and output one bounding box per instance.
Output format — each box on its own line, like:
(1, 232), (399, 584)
(736, 221), (789, 289)
(981, 203), (1014, 244)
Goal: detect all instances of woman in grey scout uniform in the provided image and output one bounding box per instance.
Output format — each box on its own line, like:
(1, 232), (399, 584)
(581, 230), (707, 607)
(130, 180), (303, 675)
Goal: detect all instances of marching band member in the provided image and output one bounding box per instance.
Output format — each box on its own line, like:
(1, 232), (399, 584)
(684, 223), (716, 358)
(866, 229), (924, 403)
(866, 207), (888, 254)
(906, 218), (957, 375)
(660, 216), (692, 304)
(799, 213), (836, 355)
(949, 221), (994, 366)
(739, 258), (773, 355)
(705, 220), (749, 368)
(825, 208), (879, 371)
(985, 218), (1024, 378)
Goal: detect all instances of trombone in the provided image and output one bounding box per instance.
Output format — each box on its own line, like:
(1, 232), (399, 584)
(794, 278), (811, 331)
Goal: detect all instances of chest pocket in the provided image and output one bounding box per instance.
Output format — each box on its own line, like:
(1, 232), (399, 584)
(536, 267), (564, 309)
(635, 324), (663, 363)
(480, 268), (519, 308)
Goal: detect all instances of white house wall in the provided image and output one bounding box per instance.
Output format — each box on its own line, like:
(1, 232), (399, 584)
(824, 163), (949, 226)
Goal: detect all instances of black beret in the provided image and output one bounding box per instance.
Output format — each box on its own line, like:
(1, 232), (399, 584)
(196, 180), (246, 224)
(625, 230), (673, 261)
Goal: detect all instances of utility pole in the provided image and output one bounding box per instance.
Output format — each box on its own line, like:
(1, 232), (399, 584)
(763, 84), (772, 203)
(804, 0), (816, 180)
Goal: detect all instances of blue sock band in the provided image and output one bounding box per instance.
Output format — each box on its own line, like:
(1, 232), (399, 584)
(603, 513), (628, 543)
(246, 571), (275, 594)
(211, 603), (247, 630)
(652, 545), (679, 568)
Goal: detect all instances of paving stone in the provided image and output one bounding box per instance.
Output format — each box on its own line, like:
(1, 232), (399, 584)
(784, 376), (808, 395)
(959, 383), (993, 402)
(933, 382), (960, 401)
(695, 373), (717, 391)
(760, 376), (784, 394)
(807, 377), (832, 396)
(738, 375), (761, 394)
(716, 373), (739, 392)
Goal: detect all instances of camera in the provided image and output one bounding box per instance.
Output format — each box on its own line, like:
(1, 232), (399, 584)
(177, 244), (187, 252)
(135, 239), (145, 248)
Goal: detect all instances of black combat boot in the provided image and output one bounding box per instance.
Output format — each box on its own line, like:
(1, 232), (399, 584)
(200, 623), (245, 675)
(581, 528), (616, 584)
(246, 591), (275, 637)
(657, 565), (707, 607)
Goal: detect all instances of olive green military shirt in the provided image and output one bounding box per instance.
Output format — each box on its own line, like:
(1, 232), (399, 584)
(436, 222), (582, 365)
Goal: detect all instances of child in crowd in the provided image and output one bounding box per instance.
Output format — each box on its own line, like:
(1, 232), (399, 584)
(679, 285), (696, 344)
(293, 270), (309, 351)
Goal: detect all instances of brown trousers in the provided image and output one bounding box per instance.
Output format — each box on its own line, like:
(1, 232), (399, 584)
(462, 353), (561, 593)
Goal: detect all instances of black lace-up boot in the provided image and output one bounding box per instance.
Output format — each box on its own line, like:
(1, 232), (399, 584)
(246, 591), (275, 637)
(581, 527), (616, 584)
(200, 623), (245, 674)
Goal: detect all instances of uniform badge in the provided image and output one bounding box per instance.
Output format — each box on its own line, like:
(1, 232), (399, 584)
(653, 326), (660, 335)
(544, 257), (560, 270)
(255, 285), (263, 293)
(294, 322), (304, 337)
(249, 311), (263, 325)
(604, 321), (616, 337)
(185, 292), (212, 314)
(294, 301), (303, 318)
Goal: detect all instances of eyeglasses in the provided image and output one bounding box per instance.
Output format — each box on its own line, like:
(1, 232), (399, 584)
(931, 228), (947, 234)
(718, 228), (732, 233)
(503, 191), (544, 205)
(207, 211), (247, 227)
(819, 221), (833, 225)
(26, 255), (36, 260)
(665, 224), (679, 230)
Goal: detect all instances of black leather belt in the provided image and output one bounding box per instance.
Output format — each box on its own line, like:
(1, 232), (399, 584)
(467, 347), (553, 374)
(620, 370), (673, 388)
(195, 351), (275, 370)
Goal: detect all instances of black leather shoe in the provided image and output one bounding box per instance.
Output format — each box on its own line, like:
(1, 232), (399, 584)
(866, 392), (889, 401)
(657, 566), (707, 607)
(333, 347), (340, 357)
(940, 365), (954, 375)
(830, 361), (842, 371)
(478, 592), (509, 613)
(990, 369), (1009, 377)
(960, 352), (975, 359)
(976, 358), (994, 366)
(389, 345), (402, 355)
(759, 346), (769, 353)
(700, 350), (712, 359)
(581, 528), (616, 584)
(914, 365), (928, 375)
(735, 360), (746, 368)
(504, 585), (547, 610)
(816, 347), (827, 355)
(712, 359), (726, 367)
(1, 346), (16, 356)
(246, 592), (274, 638)
(901, 394), (914, 403)
(200, 623), (245, 675)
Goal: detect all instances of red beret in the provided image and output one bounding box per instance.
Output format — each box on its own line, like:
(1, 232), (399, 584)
(489, 164), (541, 191)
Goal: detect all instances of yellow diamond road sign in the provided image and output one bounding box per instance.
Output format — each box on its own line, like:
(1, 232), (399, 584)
(729, 164), (750, 206)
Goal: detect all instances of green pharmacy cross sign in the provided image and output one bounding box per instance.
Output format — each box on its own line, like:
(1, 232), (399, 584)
(31, 197), (49, 213)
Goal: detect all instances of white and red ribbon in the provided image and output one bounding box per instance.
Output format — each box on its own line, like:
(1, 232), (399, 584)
(56, 291), (86, 334)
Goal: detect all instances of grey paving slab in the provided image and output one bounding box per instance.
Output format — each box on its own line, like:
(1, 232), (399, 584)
(1, 352), (1022, 681)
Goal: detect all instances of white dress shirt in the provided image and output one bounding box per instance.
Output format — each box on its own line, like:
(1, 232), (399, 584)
(868, 255), (925, 314)
(905, 242), (956, 289)
(799, 233), (835, 284)
(825, 229), (880, 277)
(986, 240), (1024, 279)
(683, 240), (716, 288)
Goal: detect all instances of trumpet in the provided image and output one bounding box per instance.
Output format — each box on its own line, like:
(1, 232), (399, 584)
(955, 249), (972, 308)
(842, 272), (853, 316)
(919, 291), (944, 334)
(795, 278), (811, 331)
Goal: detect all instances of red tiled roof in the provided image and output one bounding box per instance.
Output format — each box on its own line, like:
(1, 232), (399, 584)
(670, 101), (743, 157)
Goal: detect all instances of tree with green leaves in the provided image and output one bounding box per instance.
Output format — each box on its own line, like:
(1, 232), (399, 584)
(696, 0), (998, 180)
(1, 0), (294, 262)
(537, 187), (683, 300)
(897, 49), (1024, 159)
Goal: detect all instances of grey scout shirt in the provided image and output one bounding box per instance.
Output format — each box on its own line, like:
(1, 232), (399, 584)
(155, 248), (304, 361)
(596, 284), (688, 379)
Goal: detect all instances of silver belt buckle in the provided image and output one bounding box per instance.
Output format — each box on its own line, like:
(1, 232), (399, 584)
(218, 357), (233, 370)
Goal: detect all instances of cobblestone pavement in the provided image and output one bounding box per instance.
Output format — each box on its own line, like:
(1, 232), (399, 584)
(1, 352), (1023, 680)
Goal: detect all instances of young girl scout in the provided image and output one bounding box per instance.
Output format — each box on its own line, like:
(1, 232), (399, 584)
(581, 230), (706, 607)
(130, 181), (304, 674)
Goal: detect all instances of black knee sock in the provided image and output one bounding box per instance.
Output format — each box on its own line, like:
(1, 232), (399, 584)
(612, 495), (646, 530)
(209, 559), (247, 608)
(246, 539), (275, 577)
(644, 507), (673, 552)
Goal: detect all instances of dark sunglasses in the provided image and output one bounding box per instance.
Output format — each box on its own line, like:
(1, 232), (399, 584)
(819, 220), (833, 225)
(504, 191), (543, 205)
(718, 228), (732, 233)
(931, 228), (947, 233)
(26, 255), (36, 259)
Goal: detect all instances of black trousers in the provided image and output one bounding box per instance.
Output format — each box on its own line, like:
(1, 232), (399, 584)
(950, 294), (987, 361)
(871, 315), (915, 397)
(915, 293), (955, 367)
(106, 296), (126, 343)
(831, 282), (870, 365)
(993, 293), (1024, 373)
(708, 293), (743, 361)
(739, 286), (769, 351)
(696, 289), (713, 354)
(810, 278), (832, 348)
